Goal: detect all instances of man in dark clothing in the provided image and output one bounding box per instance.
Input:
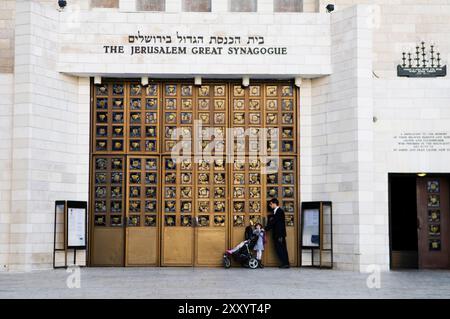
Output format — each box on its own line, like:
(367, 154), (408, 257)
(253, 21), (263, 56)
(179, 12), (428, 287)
(265, 198), (290, 268)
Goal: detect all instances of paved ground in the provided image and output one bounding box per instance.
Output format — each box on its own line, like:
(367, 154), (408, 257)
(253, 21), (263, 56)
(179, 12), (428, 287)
(0, 268), (449, 299)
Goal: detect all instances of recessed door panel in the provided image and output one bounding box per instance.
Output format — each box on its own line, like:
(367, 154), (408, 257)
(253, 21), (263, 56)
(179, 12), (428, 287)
(163, 227), (194, 265)
(417, 177), (450, 269)
(286, 227), (297, 266)
(126, 227), (158, 265)
(90, 156), (125, 266)
(91, 228), (124, 266)
(92, 82), (126, 154)
(196, 228), (227, 266)
(161, 156), (195, 266)
(125, 156), (160, 266)
(194, 156), (228, 266)
(192, 83), (229, 266)
(127, 82), (161, 153)
(229, 83), (298, 267)
(230, 157), (264, 254)
(162, 82), (195, 155)
(264, 156), (298, 266)
(264, 236), (279, 266)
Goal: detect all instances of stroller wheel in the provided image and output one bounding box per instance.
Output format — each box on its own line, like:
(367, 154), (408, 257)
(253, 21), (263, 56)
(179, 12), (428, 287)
(223, 255), (231, 269)
(248, 257), (259, 269)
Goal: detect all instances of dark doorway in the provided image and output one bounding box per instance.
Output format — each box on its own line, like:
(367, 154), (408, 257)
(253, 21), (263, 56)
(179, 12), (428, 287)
(389, 174), (418, 269)
(389, 173), (450, 270)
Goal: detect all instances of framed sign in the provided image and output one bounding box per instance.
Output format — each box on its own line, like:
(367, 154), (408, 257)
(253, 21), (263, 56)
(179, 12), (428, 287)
(67, 206), (87, 248)
(301, 202), (333, 269)
(66, 201), (88, 249)
(54, 200), (88, 268)
(302, 208), (320, 248)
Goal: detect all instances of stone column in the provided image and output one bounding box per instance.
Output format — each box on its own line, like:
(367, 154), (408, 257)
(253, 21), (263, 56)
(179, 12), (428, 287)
(9, 0), (84, 271)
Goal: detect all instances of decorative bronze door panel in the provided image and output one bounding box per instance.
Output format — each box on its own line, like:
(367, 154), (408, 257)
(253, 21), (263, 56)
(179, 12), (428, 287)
(90, 156), (125, 266)
(193, 83), (229, 266)
(194, 157), (228, 266)
(230, 83), (263, 156)
(127, 84), (161, 154)
(90, 80), (299, 267)
(125, 156), (160, 266)
(93, 82), (126, 154)
(264, 156), (298, 266)
(264, 83), (297, 266)
(230, 157), (264, 247)
(195, 83), (228, 157)
(229, 82), (298, 266)
(161, 156), (195, 266)
(91, 81), (162, 267)
(417, 178), (450, 269)
(264, 84), (297, 155)
(161, 82), (228, 156)
(162, 82), (195, 155)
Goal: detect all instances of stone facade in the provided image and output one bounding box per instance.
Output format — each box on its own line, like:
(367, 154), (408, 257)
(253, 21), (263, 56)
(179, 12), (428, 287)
(0, 0), (15, 73)
(1, 0), (450, 272)
(0, 74), (14, 271)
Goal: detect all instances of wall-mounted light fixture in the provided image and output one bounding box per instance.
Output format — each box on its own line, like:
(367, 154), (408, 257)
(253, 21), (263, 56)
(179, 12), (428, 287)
(295, 77), (302, 88)
(242, 76), (250, 87)
(195, 76), (202, 86)
(417, 173), (427, 177)
(141, 76), (149, 87)
(94, 76), (102, 85)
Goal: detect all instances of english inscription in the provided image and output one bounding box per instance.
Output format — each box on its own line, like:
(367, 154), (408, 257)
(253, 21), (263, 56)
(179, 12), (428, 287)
(103, 31), (288, 56)
(393, 132), (450, 152)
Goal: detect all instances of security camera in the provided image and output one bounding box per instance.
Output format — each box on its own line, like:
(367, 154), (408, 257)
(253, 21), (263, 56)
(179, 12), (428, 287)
(58, 0), (67, 10)
(326, 4), (335, 13)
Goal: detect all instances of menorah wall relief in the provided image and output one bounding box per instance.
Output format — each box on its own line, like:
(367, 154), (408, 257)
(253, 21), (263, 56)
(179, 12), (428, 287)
(398, 42), (447, 78)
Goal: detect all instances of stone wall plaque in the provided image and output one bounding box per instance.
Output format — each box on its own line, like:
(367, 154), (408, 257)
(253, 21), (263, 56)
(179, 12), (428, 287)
(393, 132), (450, 152)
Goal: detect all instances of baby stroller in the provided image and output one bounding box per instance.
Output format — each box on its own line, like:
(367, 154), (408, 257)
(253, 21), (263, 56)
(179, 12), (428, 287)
(223, 226), (260, 269)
